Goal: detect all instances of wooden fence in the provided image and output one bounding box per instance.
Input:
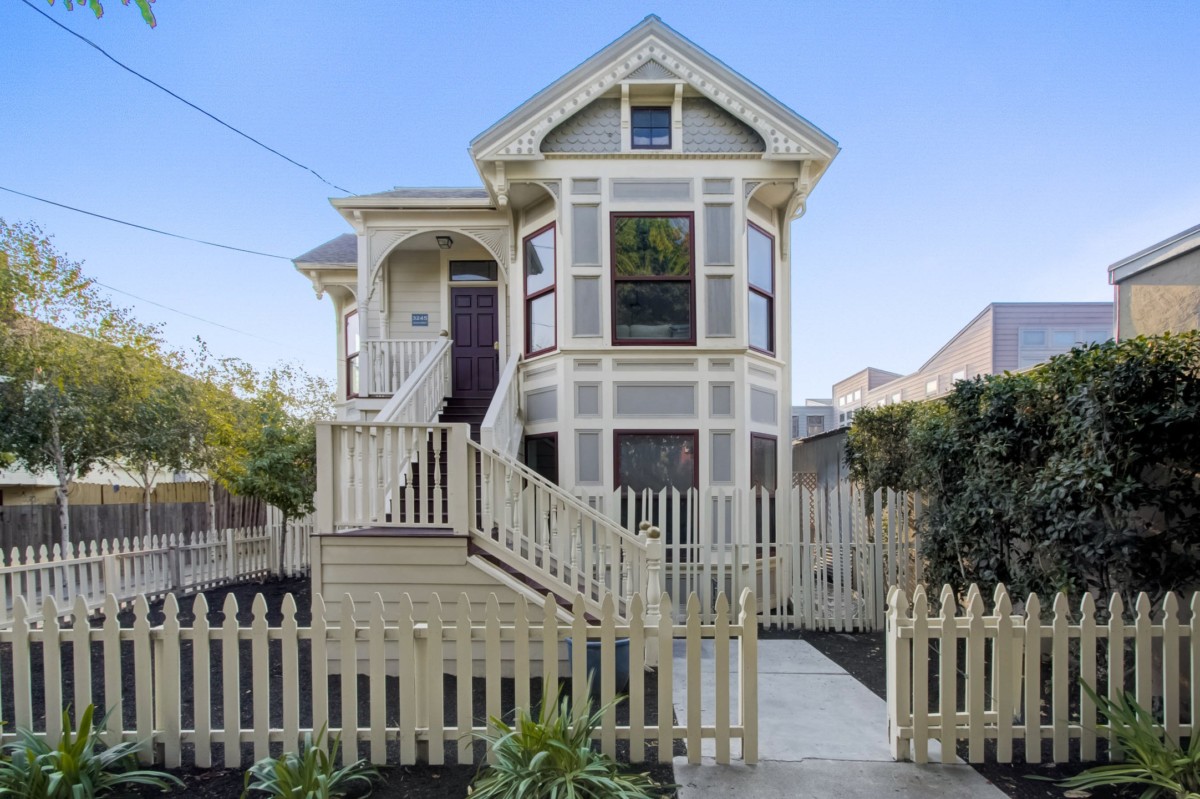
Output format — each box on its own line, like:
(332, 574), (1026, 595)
(886, 583), (1200, 765)
(577, 480), (921, 632)
(0, 516), (312, 626)
(0, 485), (266, 552)
(0, 588), (757, 768)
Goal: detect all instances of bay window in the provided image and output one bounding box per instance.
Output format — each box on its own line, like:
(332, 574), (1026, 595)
(615, 431), (698, 491)
(524, 224), (556, 356)
(748, 223), (774, 354)
(612, 213), (694, 344)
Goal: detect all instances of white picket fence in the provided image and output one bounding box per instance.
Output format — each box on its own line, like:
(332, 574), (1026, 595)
(0, 588), (758, 768)
(887, 583), (1200, 764)
(577, 481), (921, 631)
(0, 516), (312, 626)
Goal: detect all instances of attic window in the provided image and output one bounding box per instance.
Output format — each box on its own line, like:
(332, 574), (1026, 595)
(631, 107), (671, 149)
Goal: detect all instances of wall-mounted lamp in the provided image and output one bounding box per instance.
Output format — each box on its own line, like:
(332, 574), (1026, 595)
(436, 235), (454, 250)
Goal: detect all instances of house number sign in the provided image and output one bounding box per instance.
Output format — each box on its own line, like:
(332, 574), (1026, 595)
(411, 313), (429, 327)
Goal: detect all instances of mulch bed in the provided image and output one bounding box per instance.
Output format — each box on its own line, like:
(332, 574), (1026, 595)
(798, 629), (1135, 799)
(2, 577), (677, 799)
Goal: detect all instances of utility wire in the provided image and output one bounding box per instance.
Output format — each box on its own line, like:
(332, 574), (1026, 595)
(92, 280), (295, 349)
(18, 0), (353, 195)
(0, 185), (292, 260)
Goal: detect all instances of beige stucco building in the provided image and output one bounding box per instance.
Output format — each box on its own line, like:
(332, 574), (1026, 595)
(1109, 223), (1200, 340)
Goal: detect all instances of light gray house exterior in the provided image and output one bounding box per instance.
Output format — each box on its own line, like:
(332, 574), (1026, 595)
(790, 399), (835, 440)
(830, 302), (1113, 425)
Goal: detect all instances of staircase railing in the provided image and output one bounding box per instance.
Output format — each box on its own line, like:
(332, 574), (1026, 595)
(480, 353), (522, 458)
(315, 422), (472, 533)
(364, 338), (443, 397)
(468, 441), (649, 620)
(375, 336), (452, 424)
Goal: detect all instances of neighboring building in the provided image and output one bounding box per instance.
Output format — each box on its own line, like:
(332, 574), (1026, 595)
(791, 399), (834, 439)
(295, 16), (839, 624)
(830, 302), (1113, 425)
(831, 368), (901, 427)
(1109, 223), (1200, 340)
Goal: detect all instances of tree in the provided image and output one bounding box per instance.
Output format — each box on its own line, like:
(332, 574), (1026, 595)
(46, 0), (157, 28)
(0, 219), (167, 550)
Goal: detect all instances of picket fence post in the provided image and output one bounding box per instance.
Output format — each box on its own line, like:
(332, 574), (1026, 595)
(225, 528), (237, 583)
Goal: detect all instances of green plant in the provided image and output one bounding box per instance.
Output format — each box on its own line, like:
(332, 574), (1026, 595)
(1049, 681), (1200, 799)
(241, 726), (379, 799)
(470, 684), (668, 799)
(0, 704), (182, 798)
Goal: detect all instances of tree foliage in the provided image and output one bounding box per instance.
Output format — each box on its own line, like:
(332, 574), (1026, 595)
(47, 0), (157, 28)
(845, 333), (1200, 603)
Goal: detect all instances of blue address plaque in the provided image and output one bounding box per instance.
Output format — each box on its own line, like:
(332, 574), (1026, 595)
(411, 313), (429, 327)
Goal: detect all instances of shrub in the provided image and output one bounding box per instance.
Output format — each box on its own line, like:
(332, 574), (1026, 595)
(1049, 681), (1200, 798)
(845, 332), (1200, 603)
(470, 685), (668, 799)
(241, 727), (379, 799)
(0, 704), (183, 798)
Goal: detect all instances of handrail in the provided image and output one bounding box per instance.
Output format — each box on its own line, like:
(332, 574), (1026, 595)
(375, 336), (452, 424)
(468, 440), (647, 550)
(364, 338), (442, 396)
(480, 353), (521, 458)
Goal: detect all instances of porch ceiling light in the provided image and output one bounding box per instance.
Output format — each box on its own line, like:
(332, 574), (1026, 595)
(436, 235), (454, 249)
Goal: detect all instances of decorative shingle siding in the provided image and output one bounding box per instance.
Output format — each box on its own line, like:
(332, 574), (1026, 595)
(683, 98), (764, 153)
(541, 99), (621, 153)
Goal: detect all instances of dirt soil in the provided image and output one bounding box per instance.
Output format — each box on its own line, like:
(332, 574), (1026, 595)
(2, 577), (676, 799)
(799, 629), (1134, 799)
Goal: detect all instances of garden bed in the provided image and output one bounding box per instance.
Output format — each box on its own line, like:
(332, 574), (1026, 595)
(4, 577), (677, 798)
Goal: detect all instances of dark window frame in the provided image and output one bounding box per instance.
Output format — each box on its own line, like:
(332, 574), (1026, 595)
(522, 432), (559, 485)
(610, 212), (696, 346)
(523, 222), (557, 357)
(750, 433), (778, 492)
(747, 222), (775, 355)
(613, 429), (699, 490)
(344, 308), (359, 398)
(631, 106), (671, 150)
(449, 260), (498, 282)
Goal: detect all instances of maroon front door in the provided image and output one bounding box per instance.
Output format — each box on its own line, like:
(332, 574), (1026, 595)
(450, 287), (499, 398)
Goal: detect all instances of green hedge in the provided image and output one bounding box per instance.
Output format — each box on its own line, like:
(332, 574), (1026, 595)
(846, 332), (1200, 603)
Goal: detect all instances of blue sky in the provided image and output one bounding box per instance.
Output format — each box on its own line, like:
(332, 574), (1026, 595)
(3, 1), (1199, 403)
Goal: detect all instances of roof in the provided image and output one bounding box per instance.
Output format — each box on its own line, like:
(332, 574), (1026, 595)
(1108, 223), (1200, 283)
(294, 233), (356, 265)
(355, 188), (490, 200)
(469, 15), (839, 164)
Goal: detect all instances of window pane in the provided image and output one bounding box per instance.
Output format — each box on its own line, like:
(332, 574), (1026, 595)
(1085, 330), (1110, 343)
(345, 311), (358, 354)
(1021, 329), (1046, 347)
(614, 216), (691, 276)
(527, 292), (555, 353)
(617, 433), (696, 491)
(523, 436), (558, 484)
(614, 282), (691, 340)
(1052, 330), (1077, 348)
(450, 261), (497, 281)
(525, 227), (555, 295)
(749, 292), (772, 351)
(347, 353), (359, 396)
(748, 226), (773, 292)
(651, 130), (669, 146)
(751, 436), (777, 491)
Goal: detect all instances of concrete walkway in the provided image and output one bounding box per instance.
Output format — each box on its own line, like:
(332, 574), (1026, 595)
(671, 638), (1009, 798)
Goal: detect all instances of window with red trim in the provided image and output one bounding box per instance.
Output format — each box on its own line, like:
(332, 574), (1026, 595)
(524, 224), (556, 356)
(611, 213), (694, 345)
(748, 224), (774, 354)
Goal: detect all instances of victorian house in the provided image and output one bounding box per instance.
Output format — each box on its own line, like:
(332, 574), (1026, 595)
(294, 16), (839, 628)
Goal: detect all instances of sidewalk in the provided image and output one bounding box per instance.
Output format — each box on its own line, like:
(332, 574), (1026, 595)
(671, 638), (1008, 798)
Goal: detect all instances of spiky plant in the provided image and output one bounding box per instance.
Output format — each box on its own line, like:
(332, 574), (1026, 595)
(470, 684), (668, 799)
(241, 726), (379, 799)
(0, 704), (182, 798)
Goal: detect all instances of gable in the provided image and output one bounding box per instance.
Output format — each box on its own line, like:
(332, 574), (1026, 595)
(541, 99), (621, 154)
(471, 16), (838, 164)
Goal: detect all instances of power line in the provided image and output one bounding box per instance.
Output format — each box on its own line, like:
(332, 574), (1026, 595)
(92, 280), (296, 349)
(17, 0), (353, 195)
(0, 185), (292, 260)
